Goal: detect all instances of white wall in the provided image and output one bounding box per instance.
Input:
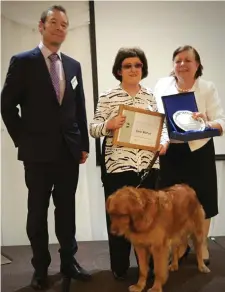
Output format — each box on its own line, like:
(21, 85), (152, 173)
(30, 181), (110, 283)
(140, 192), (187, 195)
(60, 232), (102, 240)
(94, 1), (225, 236)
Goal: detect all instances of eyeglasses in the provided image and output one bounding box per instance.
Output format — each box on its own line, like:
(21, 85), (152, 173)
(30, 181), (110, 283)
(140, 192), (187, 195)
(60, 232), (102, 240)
(121, 63), (143, 70)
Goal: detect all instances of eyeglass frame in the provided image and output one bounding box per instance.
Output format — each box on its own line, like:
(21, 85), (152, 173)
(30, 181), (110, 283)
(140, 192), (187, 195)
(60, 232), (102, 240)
(121, 63), (143, 70)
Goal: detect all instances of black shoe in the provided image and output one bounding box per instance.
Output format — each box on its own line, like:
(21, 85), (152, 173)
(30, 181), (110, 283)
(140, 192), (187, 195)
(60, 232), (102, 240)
(30, 272), (48, 290)
(61, 258), (91, 281)
(178, 245), (191, 264)
(203, 258), (210, 266)
(112, 271), (127, 281)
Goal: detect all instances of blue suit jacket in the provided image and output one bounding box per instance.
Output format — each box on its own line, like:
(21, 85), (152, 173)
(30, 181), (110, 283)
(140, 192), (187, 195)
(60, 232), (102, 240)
(1, 47), (89, 162)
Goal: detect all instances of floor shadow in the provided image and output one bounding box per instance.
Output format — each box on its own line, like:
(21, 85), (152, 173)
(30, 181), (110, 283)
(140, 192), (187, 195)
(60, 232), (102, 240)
(11, 267), (225, 292)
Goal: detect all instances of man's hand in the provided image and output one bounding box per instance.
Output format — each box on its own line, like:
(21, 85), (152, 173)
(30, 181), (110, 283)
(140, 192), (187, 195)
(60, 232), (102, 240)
(80, 151), (89, 164)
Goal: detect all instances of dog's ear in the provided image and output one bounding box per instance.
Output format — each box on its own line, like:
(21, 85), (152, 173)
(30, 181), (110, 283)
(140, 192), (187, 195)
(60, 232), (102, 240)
(126, 188), (156, 232)
(128, 187), (147, 208)
(157, 191), (172, 211)
(138, 189), (159, 228)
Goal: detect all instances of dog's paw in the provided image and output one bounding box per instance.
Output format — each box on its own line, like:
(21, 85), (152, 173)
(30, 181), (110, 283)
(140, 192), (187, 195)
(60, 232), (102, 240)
(198, 264), (210, 273)
(169, 263), (179, 272)
(129, 284), (145, 292)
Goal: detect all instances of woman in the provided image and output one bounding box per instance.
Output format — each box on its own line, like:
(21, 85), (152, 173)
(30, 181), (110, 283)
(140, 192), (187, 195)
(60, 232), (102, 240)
(154, 45), (225, 265)
(90, 47), (169, 280)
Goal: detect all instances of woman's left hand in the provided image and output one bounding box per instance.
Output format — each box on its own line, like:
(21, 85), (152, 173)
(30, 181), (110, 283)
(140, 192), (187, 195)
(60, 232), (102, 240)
(158, 142), (169, 155)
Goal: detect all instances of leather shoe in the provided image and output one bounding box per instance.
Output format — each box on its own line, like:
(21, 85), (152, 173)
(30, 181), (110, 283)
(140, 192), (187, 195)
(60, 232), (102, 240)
(61, 258), (91, 281)
(203, 258), (210, 266)
(30, 272), (48, 290)
(113, 271), (127, 281)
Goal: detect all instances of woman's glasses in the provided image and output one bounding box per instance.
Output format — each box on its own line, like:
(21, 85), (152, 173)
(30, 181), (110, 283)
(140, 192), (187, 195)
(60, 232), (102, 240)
(121, 63), (143, 70)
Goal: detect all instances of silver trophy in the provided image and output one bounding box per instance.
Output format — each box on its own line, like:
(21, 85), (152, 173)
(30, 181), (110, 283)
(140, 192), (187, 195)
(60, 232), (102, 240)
(173, 110), (205, 131)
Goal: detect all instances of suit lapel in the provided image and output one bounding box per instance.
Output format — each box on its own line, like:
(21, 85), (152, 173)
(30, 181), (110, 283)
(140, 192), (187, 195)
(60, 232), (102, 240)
(32, 47), (51, 80)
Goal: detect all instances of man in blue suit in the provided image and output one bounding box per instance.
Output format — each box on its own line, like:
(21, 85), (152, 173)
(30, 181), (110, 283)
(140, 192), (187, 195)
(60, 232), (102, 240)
(1, 5), (91, 290)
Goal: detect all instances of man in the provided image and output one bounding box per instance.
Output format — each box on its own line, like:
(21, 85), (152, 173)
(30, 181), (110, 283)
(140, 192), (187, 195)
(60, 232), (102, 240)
(1, 5), (91, 290)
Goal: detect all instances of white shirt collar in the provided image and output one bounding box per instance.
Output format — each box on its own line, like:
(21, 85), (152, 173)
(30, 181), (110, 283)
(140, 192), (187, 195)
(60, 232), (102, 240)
(39, 41), (62, 60)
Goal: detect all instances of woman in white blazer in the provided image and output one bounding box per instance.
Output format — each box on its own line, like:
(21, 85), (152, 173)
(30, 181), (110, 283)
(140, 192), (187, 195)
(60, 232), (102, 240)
(154, 45), (225, 266)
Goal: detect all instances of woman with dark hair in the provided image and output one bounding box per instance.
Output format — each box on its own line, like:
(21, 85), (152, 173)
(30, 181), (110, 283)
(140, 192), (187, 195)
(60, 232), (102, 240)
(154, 45), (225, 265)
(90, 47), (169, 280)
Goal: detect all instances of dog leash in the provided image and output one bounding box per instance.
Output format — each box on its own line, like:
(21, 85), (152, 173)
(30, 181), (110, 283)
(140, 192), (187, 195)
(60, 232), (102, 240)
(136, 150), (160, 189)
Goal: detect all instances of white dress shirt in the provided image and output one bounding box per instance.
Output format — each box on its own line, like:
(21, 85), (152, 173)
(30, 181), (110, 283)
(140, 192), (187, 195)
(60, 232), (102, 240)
(154, 76), (225, 151)
(39, 42), (65, 103)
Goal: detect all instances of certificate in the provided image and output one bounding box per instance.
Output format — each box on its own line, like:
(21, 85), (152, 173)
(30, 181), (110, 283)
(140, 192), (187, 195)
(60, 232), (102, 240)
(113, 105), (165, 151)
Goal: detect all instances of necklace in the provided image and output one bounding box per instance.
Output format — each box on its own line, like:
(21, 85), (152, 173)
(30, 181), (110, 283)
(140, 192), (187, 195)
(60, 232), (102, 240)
(175, 83), (192, 93)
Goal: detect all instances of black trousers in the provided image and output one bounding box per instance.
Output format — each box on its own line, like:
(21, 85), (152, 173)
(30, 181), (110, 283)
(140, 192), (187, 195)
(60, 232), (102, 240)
(159, 140), (218, 219)
(103, 169), (159, 274)
(24, 143), (79, 275)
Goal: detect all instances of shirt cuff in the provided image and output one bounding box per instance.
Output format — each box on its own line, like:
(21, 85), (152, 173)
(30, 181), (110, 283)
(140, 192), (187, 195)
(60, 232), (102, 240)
(102, 120), (112, 136)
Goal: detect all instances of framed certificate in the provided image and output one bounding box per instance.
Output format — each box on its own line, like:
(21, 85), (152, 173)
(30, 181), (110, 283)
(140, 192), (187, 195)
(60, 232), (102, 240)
(113, 105), (165, 151)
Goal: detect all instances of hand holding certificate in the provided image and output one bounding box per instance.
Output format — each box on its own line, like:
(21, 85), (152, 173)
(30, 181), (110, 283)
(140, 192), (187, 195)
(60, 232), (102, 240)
(106, 114), (126, 130)
(113, 105), (165, 151)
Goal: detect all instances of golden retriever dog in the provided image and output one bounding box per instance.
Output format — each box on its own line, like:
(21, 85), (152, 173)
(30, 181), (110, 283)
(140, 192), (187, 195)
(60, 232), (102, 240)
(106, 184), (210, 292)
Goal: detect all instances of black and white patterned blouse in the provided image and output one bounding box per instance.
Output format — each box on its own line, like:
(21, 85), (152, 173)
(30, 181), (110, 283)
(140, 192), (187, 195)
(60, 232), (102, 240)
(90, 85), (169, 173)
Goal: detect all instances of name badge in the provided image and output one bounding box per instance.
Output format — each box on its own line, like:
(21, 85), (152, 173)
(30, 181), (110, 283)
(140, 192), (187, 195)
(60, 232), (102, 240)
(71, 76), (78, 90)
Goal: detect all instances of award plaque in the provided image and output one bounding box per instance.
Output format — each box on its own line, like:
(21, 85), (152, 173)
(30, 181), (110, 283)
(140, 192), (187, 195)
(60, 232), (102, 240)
(173, 110), (205, 131)
(113, 105), (165, 151)
(161, 92), (220, 141)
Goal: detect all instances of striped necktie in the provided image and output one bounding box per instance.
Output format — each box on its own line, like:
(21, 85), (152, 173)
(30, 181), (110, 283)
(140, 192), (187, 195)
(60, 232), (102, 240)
(48, 53), (60, 102)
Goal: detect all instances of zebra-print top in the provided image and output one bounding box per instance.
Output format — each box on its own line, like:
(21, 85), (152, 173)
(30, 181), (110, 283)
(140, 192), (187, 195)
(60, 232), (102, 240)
(89, 85), (169, 173)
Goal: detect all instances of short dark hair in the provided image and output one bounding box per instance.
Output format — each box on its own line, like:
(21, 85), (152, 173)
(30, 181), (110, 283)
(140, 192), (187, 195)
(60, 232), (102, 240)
(112, 47), (148, 81)
(170, 45), (203, 79)
(40, 5), (68, 24)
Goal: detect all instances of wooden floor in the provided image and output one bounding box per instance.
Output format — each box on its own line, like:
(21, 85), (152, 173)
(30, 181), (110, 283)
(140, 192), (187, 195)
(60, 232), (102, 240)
(1, 237), (225, 292)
